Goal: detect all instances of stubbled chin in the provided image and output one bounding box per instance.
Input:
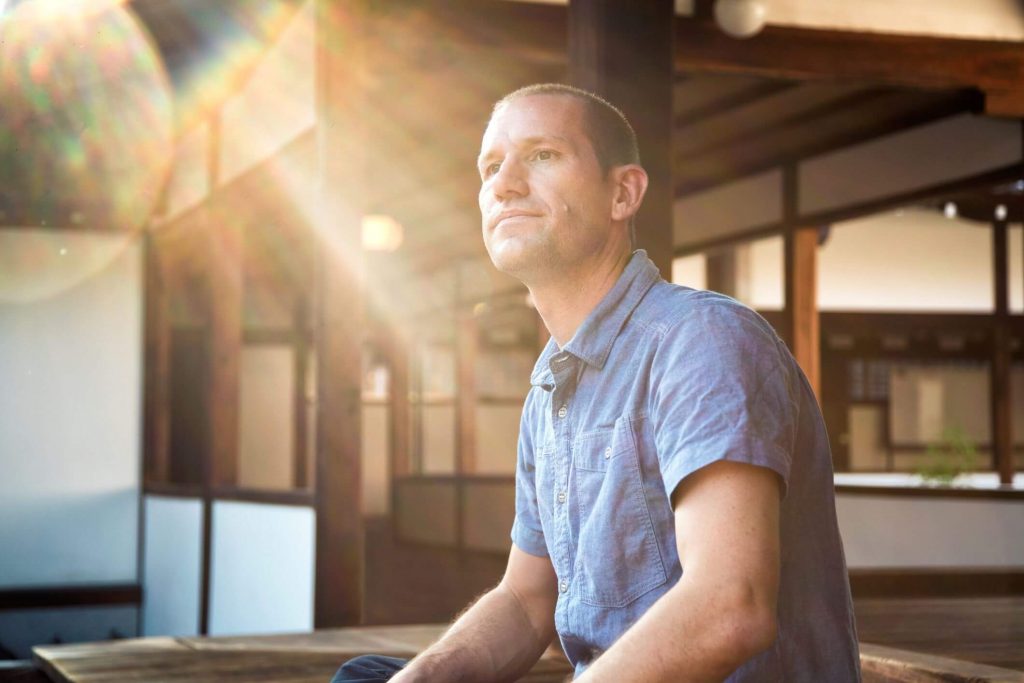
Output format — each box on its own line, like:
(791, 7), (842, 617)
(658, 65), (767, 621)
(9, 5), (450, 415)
(486, 236), (532, 274)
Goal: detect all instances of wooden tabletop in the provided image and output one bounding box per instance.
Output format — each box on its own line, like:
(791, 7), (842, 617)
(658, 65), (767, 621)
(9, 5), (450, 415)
(31, 598), (1024, 683)
(33, 625), (573, 683)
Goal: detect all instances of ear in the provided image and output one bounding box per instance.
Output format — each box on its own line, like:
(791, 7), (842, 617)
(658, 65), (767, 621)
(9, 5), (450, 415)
(609, 164), (649, 224)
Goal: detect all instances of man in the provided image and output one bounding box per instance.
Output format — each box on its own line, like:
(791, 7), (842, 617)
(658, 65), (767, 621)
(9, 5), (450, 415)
(332, 83), (860, 682)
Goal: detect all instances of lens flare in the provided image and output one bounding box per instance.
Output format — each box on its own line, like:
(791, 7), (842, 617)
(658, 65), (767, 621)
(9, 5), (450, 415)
(0, 0), (174, 232)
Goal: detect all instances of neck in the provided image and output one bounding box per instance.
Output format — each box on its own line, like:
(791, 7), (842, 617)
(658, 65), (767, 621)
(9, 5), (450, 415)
(530, 247), (633, 348)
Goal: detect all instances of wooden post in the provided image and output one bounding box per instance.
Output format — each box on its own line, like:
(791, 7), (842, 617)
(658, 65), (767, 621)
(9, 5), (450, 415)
(204, 115), (242, 489)
(293, 297), (310, 489)
(991, 220), (1013, 485)
(784, 226), (821, 400)
(143, 231), (171, 484)
(568, 0), (675, 279)
(387, 320), (411, 479)
(705, 247), (738, 298)
(313, 0), (367, 627)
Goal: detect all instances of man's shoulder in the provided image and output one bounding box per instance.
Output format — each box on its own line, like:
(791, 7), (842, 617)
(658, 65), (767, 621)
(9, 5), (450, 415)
(631, 282), (778, 346)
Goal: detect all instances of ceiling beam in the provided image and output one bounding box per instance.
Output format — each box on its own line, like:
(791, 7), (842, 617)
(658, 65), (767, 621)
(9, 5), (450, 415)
(675, 17), (1024, 117)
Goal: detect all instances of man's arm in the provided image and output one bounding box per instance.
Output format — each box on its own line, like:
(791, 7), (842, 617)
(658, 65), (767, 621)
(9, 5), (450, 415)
(576, 459), (781, 682)
(392, 545), (559, 683)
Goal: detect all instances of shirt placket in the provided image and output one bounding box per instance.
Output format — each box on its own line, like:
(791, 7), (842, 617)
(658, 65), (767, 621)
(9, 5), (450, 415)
(549, 354), (577, 633)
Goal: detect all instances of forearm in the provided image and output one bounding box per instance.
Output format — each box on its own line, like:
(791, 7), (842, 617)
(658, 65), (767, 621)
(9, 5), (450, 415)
(392, 583), (554, 683)
(576, 577), (776, 683)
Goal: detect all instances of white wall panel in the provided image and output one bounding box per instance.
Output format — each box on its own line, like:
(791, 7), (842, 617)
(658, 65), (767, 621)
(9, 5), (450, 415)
(800, 115), (1021, 216)
(836, 494), (1024, 568)
(142, 495), (202, 636)
(674, 169), (782, 249)
(208, 501), (315, 636)
(363, 402), (390, 516)
(238, 346), (295, 491)
(0, 230), (141, 587)
(475, 404), (520, 475)
(819, 208), (993, 311)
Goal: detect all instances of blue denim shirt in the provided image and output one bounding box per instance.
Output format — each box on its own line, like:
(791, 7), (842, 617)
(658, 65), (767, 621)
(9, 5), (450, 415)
(511, 251), (860, 681)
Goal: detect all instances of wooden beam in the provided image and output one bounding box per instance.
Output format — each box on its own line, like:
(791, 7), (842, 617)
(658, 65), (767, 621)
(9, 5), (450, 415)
(675, 90), (978, 196)
(784, 226), (820, 400)
(676, 164), (1022, 257)
(675, 18), (1024, 116)
(991, 221), (1013, 485)
(569, 0), (675, 278)
(313, 0), (367, 628)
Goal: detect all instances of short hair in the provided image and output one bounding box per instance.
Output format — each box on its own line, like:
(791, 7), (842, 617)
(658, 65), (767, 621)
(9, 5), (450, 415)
(491, 83), (641, 175)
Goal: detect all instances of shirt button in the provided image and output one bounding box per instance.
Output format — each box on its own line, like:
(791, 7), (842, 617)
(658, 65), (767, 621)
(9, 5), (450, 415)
(604, 446), (612, 459)
(557, 491), (566, 504)
(559, 580), (569, 593)
(557, 405), (567, 419)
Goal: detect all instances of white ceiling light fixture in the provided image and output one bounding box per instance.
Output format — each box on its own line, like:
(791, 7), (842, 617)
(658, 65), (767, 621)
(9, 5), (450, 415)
(995, 203), (1008, 221)
(361, 214), (404, 252)
(943, 201), (958, 219)
(714, 0), (768, 39)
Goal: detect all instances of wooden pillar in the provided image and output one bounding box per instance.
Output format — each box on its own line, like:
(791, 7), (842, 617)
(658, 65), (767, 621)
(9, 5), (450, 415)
(293, 297), (310, 489)
(205, 115), (241, 489)
(991, 220), (1013, 485)
(313, 0), (367, 627)
(568, 0), (675, 279)
(143, 231), (171, 484)
(784, 226), (821, 400)
(386, 318), (411, 479)
(706, 247), (738, 298)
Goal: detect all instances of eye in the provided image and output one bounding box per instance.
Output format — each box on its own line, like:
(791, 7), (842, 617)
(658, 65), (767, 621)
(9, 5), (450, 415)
(483, 161), (501, 178)
(534, 149), (556, 161)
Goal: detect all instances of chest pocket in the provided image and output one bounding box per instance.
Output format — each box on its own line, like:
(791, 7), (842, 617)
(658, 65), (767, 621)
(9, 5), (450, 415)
(571, 418), (667, 608)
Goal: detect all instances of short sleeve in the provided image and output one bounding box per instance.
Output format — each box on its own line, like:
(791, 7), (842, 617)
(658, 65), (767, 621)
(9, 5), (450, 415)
(651, 302), (799, 502)
(510, 391), (549, 557)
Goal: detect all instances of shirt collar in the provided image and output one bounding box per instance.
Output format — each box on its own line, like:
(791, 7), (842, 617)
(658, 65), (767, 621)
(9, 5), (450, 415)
(530, 250), (661, 387)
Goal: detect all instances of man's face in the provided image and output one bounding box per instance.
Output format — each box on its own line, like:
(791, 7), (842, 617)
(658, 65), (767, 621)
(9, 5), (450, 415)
(477, 94), (617, 281)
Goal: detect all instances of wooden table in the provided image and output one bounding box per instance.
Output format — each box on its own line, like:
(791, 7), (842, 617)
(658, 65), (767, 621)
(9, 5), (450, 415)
(33, 625), (573, 683)
(30, 599), (1024, 683)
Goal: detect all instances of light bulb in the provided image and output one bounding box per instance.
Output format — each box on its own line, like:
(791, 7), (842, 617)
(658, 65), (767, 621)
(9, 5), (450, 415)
(714, 0), (767, 39)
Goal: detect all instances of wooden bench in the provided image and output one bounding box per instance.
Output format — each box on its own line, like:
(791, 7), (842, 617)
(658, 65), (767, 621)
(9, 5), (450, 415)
(31, 625), (572, 683)
(29, 626), (1024, 682)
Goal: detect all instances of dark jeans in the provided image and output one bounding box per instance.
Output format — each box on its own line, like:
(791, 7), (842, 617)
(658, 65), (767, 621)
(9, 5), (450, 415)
(330, 655), (409, 683)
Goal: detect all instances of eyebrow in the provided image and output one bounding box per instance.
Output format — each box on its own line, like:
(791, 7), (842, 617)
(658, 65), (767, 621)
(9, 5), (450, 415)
(477, 134), (574, 168)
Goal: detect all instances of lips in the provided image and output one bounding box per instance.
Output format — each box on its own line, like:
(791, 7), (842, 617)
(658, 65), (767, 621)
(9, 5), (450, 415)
(493, 209), (541, 230)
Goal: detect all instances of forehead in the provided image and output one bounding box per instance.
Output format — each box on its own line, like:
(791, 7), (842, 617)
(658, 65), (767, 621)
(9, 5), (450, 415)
(480, 94), (589, 152)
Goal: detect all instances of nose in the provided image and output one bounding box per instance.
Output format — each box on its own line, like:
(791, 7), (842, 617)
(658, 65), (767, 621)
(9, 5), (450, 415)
(490, 157), (528, 201)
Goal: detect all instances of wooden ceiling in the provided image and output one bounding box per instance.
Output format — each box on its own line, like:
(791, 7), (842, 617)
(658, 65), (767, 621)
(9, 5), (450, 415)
(130, 0), (1003, 268)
